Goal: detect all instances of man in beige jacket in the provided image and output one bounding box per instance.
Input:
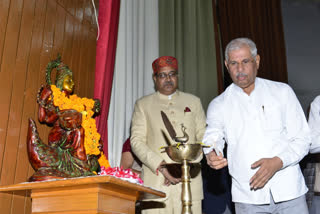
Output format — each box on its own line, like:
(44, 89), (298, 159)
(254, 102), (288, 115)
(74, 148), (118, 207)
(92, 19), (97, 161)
(131, 56), (206, 214)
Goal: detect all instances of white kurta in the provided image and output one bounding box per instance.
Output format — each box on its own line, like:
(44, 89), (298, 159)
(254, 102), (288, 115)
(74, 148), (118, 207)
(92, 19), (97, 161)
(203, 77), (311, 204)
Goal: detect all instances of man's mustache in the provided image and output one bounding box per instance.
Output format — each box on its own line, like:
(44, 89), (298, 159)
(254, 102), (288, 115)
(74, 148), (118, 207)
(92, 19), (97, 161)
(164, 81), (174, 86)
(236, 73), (247, 78)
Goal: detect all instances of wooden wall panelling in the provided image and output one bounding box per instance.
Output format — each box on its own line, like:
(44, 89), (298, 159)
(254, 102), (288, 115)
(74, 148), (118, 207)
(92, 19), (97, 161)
(73, 0), (84, 97)
(51, 2), (66, 59)
(0, 0), (8, 182)
(89, 31), (96, 98)
(91, 0), (98, 99)
(36, 0), (57, 143)
(83, 0), (97, 34)
(67, 0), (76, 17)
(84, 30), (93, 99)
(0, 0), (24, 212)
(61, 12), (74, 77)
(78, 0), (96, 98)
(71, 12), (82, 96)
(19, 1), (49, 213)
(76, 0), (84, 22)
(83, 0), (96, 99)
(90, 1), (99, 30)
(28, 0), (48, 165)
(0, 0), (10, 73)
(7, 1), (36, 214)
(52, 0), (65, 53)
(22, 0), (47, 185)
(57, 0), (63, 8)
(0, 0), (23, 180)
(75, 24), (84, 96)
(29, 0), (48, 121)
(0, 0), (98, 213)
(83, 0), (92, 25)
(79, 26), (92, 98)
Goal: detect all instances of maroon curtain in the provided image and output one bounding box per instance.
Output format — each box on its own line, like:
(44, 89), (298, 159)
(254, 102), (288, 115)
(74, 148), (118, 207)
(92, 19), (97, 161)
(94, 0), (120, 158)
(215, 0), (288, 88)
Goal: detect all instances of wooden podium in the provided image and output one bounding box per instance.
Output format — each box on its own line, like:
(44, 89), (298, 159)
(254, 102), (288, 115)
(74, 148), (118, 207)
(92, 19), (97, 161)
(0, 175), (166, 214)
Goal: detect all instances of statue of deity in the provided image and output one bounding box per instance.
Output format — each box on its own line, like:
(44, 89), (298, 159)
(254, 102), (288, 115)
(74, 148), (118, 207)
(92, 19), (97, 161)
(27, 56), (106, 182)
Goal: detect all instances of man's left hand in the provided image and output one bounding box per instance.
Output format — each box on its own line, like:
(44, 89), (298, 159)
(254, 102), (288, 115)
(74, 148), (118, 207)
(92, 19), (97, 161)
(249, 157), (283, 190)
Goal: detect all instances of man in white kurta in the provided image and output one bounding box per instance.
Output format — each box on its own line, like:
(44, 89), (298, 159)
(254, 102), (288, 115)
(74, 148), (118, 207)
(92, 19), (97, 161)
(203, 38), (311, 214)
(131, 56), (206, 214)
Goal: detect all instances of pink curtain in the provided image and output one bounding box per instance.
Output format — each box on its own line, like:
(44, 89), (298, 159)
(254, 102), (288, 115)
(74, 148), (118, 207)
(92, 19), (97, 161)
(94, 0), (120, 158)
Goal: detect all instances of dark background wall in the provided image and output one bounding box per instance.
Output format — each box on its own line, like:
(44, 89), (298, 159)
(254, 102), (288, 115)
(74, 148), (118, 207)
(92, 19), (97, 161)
(282, 0), (320, 114)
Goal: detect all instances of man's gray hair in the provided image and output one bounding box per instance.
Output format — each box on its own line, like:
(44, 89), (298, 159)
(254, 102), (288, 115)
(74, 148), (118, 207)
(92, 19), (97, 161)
(225, 38), (257, 61)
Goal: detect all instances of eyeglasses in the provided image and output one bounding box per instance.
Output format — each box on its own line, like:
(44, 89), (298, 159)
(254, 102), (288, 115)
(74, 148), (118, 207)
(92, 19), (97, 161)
(227, 58), (255, 69)
(156, 71), (178, 79)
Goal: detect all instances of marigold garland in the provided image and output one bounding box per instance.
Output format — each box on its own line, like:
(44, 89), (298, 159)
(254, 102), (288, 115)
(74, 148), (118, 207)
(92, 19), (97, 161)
(50, 85), (110, 169)
(98, 153), (110, 168)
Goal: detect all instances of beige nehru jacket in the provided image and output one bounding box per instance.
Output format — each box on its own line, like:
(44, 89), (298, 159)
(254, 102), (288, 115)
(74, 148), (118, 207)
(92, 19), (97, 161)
(130, 90), (206, 201)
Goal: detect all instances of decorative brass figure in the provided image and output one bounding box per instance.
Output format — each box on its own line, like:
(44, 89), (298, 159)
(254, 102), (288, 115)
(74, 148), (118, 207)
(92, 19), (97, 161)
(161, 111), (203, 214)
(27, 56), (101, 182)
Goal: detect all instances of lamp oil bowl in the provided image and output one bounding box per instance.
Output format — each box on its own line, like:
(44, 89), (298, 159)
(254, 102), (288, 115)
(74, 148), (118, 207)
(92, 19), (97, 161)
(165, 143), (202, 162)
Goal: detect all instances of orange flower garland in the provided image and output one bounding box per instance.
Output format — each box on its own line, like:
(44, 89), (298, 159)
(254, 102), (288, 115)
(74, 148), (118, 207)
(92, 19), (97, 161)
(98, 152), (110, 168)
(50, 85), (110, 169)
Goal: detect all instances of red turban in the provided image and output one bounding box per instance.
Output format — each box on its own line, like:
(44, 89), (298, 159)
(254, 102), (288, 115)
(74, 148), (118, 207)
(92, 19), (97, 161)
(152, 56), (178, 74)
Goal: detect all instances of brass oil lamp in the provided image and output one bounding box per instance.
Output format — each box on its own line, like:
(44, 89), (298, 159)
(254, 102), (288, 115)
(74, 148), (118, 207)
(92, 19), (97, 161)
(161, 111), (204, 214)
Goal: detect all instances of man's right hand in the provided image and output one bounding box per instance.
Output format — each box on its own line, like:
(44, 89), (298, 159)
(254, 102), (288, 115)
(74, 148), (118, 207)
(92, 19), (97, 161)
(206, 150), (228, 170)
(161, 167), (181, 186)
(158, 161), (181, 186)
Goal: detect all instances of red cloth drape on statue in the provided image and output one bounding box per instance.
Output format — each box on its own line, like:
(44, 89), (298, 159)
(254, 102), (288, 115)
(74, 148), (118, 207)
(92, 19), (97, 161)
(94, 0), (120, 158)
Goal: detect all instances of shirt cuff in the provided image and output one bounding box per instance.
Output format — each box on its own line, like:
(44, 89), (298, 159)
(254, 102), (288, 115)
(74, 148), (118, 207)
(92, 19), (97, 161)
(203, 146), (214, 155)
(203, 145), (224, 157)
